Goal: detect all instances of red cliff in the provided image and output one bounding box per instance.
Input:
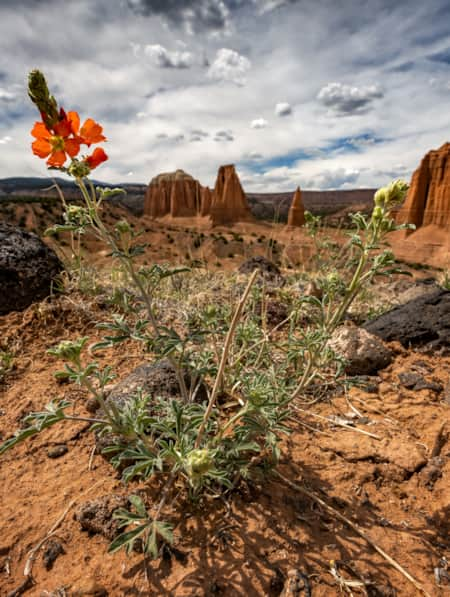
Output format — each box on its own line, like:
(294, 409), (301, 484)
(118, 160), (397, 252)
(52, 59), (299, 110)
(210, 164), (253, 226)
(396, 143), (450, 231)
(287, 186), (305, 227)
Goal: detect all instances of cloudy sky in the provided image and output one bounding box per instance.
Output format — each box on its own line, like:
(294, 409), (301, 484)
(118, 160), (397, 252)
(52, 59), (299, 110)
(0, 0), (449, 191)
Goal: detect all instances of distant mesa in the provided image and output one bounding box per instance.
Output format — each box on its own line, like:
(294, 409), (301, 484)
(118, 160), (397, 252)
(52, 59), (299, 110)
(143, 164), (253, 226)
(144, 169), (202, 218)
(287, 186), (305, 227)
(396, 142), (450, 231)
(210, 164), (253, 226)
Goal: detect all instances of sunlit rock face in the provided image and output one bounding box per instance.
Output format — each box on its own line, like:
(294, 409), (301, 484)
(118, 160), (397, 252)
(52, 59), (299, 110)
(210, 164), (253, 226)
(396, 142), (450, 231)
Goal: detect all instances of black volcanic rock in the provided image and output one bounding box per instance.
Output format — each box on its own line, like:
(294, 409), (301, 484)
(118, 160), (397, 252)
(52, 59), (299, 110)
(0, 223), (63, 315)
(364, 289), (450, 349)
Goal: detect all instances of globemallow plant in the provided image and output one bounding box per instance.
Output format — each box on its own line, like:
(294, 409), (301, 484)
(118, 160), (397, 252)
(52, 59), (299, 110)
(0, 70), (412, 560)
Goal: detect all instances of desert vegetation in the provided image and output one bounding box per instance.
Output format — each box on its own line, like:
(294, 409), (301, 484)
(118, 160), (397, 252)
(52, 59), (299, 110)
(1, 71), (449, 597)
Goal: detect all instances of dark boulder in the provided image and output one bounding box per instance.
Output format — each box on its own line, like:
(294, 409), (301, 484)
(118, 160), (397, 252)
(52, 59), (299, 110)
(364, 289), (450, 349)
(238, 256), (284, 285)
(0, 223), (62, 315)
(96, 360), (208, 453)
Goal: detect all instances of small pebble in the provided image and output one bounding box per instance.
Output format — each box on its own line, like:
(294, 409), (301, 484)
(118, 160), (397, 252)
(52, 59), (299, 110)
(47, 444), (68, 459)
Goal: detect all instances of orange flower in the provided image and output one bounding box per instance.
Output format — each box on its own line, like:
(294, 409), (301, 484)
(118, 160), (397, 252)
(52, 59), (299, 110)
(79, 118), (106, 146)
(85, 147), (108, 169)
(31, 115), (81, 167)
(31, 105), (107, 169)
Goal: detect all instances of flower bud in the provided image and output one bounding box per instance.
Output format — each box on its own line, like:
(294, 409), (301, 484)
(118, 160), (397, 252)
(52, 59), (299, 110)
(372, 206), (384, 221)
(68, 159), (91, 179)
(115, 220), (132, 235)
(66, 205), (89, 226)
(374, 188), (387, 207)
(28, 70), (59, 130)
(47, 337), (88, 362)
(185, 448), (213, 479)
(385, 179), (409, 206)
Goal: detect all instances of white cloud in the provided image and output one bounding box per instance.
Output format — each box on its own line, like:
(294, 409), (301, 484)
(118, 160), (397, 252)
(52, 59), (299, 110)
(207, 48), (251, 85)
(144, 44), (194, 68)
(317, 82), (384, 115)
(250, 118), (268, 129)
(0, 89), (16, 102)
(0, 135), (12, 144)
(275, 102), (292, 116)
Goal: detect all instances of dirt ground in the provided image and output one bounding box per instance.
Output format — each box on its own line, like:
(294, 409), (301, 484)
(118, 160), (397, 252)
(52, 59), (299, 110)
(0, 289), (449, 597)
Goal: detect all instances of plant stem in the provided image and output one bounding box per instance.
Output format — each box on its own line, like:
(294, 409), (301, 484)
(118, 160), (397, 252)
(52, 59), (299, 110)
(195, 269), (258, 448)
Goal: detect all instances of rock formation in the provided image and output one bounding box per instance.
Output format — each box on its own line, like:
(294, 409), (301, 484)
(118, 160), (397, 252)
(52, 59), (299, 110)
(287, 186), (305, 227)
(0, 223), (63, 315)
(210, 164), (253, 226)
(144, 169), (203, 218)
(200, 186), (212, 216)
(396, 142), (450, 230)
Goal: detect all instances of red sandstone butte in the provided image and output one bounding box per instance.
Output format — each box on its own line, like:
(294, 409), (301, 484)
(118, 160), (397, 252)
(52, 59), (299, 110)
(210, 164), (253, 226)
(396, 142), (450, 231)
(200, 186), (212, 217)
(287, 186), (305, 227)
(144, 170), (204, 218)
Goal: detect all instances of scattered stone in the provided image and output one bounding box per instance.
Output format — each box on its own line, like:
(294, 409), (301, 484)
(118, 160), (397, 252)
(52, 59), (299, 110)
(76, 494), (128, 540)
(96, 360), (207, 452)
(105, 360), (207, 409)
(0, 223), (63, 315)
(42, 539), (64, 570)
(418, 457), (443, 490)
(352, 375), (381, 394)
(365, 289), (450, 350)
(413, 379), (443, 393)
(256, 299), (289, 327)
(398, 372), (424, 389)
(85, 397), (100, 414)
(328, 327), (393, 375)
(47, 444), (68, 459)
(281, 568), (311, 596)
(238, 256), (284, 285)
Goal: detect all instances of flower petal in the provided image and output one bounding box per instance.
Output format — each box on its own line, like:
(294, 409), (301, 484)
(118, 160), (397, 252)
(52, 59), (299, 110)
(85, 147), (108, 169)
(47, 150), (67, 167)
(80, 118), (106, 145)
(67, 111), (80, 134)
(31, 121), (51, 140)
(65, 138), (81, 158)
(54, 118), (72, 137)
(32, 138), (52, 158)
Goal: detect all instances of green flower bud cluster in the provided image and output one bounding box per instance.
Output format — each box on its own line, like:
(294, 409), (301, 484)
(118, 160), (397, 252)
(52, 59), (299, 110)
(185, 448), (213, 481)
(47, 337), (88, 362)
(68, 159), (91, 179)
(372, 179), (409, 225)
(66, 205), (89, 227)
(28, 70), (59, 130)
(115, 220), (132, 235)
(374, 179), (409, 209)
